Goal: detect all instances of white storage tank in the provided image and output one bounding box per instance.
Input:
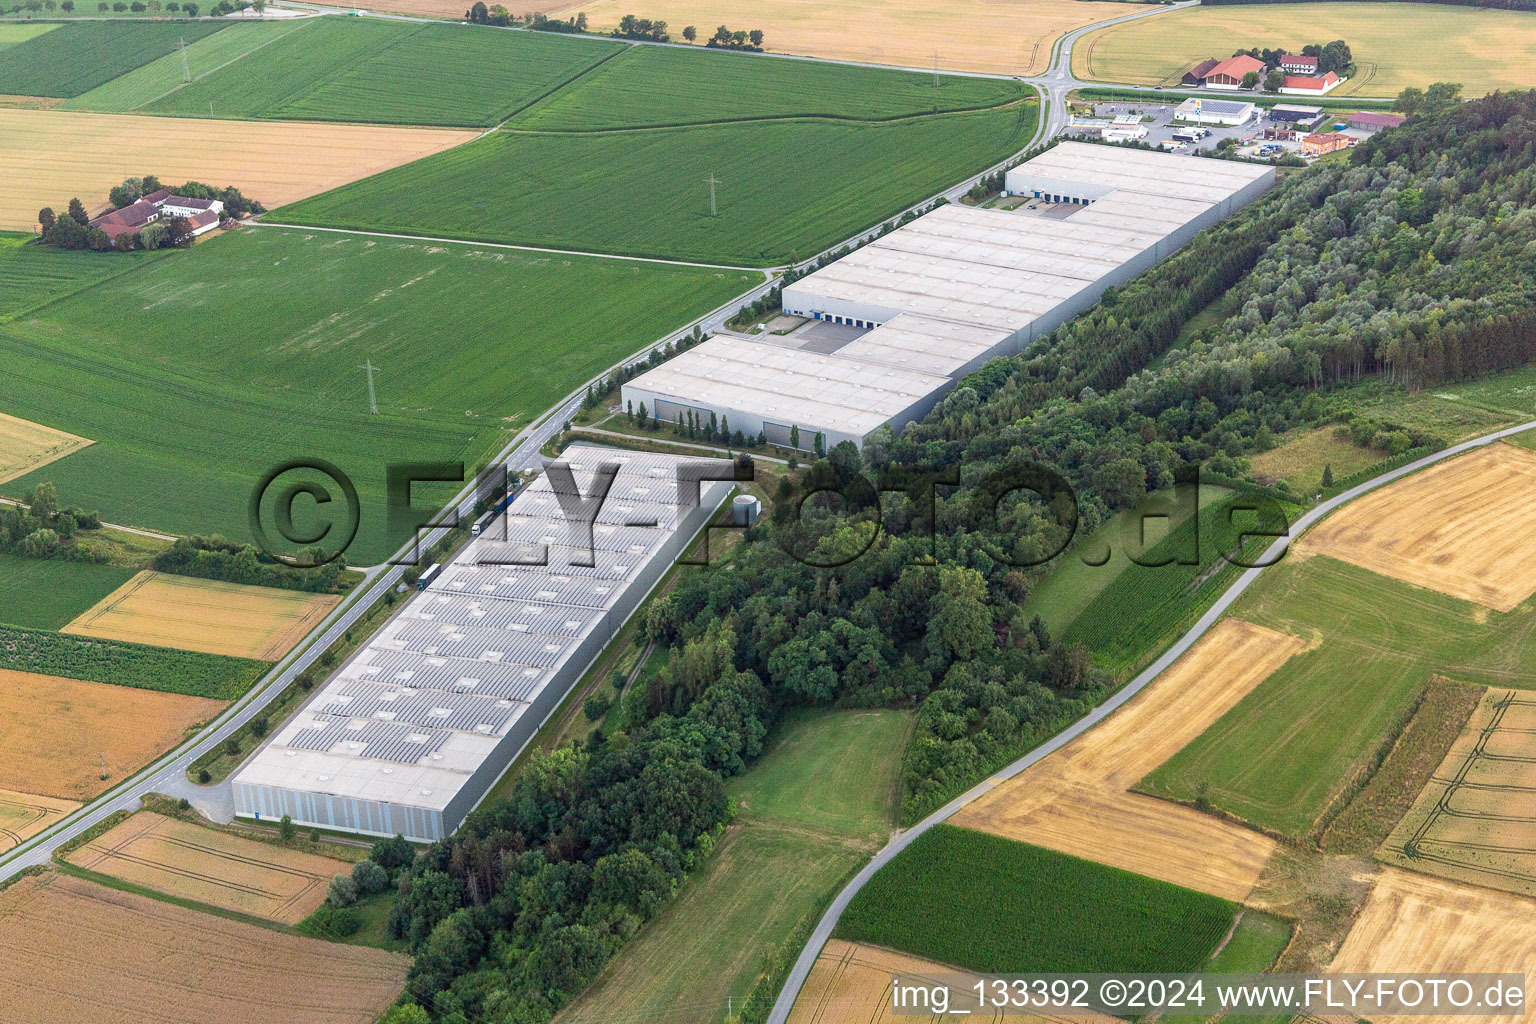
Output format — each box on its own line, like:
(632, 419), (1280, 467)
(733, 494), (761, 526)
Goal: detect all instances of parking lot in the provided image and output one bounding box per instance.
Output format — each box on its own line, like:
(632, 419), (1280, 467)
(1080, 101), (1366, 161)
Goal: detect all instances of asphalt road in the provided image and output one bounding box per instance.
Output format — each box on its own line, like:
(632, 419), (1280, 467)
(763, 419), (1536, 1024)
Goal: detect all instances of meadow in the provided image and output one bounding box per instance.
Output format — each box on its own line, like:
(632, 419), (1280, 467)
(836, 825), (1236, 974)
(0, 20), (226, 97)
(0, 228), (754, 560)
(1142, 552), (1536, 839)
(510, 43), (1026, 130)
(0, 554), (134, 631)
(277, 102), (1038, 265)
(0, 624), (265, 699)
(0, 231), (166, 320)
(134, 17), (619, 127)
(555, 709), (911, 1024)
(63, 20), (308, 114)
(1072, 2), (1536, 96)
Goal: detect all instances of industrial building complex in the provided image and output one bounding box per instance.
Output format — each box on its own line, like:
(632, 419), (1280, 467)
(232, 448), (734, 841)
(622, 143), (1274, 450)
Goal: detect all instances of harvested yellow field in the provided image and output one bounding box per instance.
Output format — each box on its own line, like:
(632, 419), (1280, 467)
(0, 787), (77, 851)
(789, 939), (1120, 1024)
(954, 619), (1303, 901)
(1331, 867), (1536, 1024)
(0, 871), (410, 1024)
(0, 107), (476, 231)
(547, 0), (1131, 75)
(0, 668), (223, 800)
(0, 411), (91, 486)
(1074, 2), (1536, 97)
(1298, 443), (1536, 613)
(63, 570), (339, 660)
(65, 811), (348, 924)
(1382, 690), (1536, 898)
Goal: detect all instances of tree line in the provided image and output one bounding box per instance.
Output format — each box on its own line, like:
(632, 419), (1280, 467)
(369, 88), (1536, 1024)
(0, 483), (105, 563)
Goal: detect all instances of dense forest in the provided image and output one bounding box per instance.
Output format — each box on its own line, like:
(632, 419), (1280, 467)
(380, 91), (1536, 1024)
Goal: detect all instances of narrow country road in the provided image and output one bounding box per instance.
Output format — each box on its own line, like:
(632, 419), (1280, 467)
(763, 418), (1536, 1024)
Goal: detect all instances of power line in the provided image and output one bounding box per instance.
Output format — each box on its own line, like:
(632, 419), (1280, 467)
(359, 358), (380, 415)
(704, 172), (721, 218)
(179, 36), (190, 83)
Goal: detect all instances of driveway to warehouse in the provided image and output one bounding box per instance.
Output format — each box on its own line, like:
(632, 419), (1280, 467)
(765, 418), (1536, 1024)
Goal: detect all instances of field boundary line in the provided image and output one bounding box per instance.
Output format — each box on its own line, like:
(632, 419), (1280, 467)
(765, 418), (1536, 1024)
(484, 37), (629, 134)
(127, 17), (316, 111)
(503, 95), (1036, 135)
(249, 221), (779, 272)
(0, 245), (178, 326)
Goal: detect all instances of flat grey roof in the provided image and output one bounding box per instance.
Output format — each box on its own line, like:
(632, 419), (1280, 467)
(1009, 140), (1272, 204)
(233, 447), (729, 815)
(1175, 97), (1256, 116)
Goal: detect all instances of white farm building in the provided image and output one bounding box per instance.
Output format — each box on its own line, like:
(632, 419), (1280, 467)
(232, 448), (734, 842)
(622, 142), (1274, 450)
(1173, 97), (1258, 127)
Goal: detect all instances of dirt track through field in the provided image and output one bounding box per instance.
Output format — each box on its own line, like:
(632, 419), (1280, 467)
(1331, 866), (1536, 1024)
(1298, 443), (1536, 612)
(0, 411), (91, 485)
(788, 939), (1123, 1024)
(0, 787), (77, 851)
(0, 107), (476, 231)
(65, 811), (348, 924)
(0, 871), (409, 1024)
(1382, 689), (1536, 897)
(953, 619), (1303, 901)
(63, 570), (340, 660)
(0, 668), (224, 800)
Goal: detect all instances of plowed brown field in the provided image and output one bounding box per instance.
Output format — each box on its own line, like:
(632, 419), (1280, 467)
(63, 571), (340, 660)
(0, 871), (409, 1024)
(1298, 443), (1536, 612)
(0, 787), (76, 851)
(1331, 867), (1536, 1024)
(953, 619), (1303, 901)
(788, 939), (1123, 1024)
(0, 668), (223, 799)
(0, 411), (91, 486)
(65, 812), (347, 924)
(0, 108), (476, 231)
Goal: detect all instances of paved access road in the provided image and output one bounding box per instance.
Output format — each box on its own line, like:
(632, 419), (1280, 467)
(764, 418), (1536, 1024)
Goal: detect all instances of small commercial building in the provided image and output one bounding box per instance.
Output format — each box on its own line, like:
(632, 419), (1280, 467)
(1281, 72), (1344, 95)
(1201, 54), (1265, 89)
(1349, 110), (1406, 133)
(1173, 97), (1257, 126)
(1104, 113), (1148, 140)
(623, 144), (1274, 450)
(232, 448), (734, 841)
(1269, 103), (1325, 128)
(1302, 131), (1352, 156)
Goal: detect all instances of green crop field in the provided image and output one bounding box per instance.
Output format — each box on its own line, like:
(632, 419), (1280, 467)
(63, 20), (307, 113)
(838, 825), (1235, 974)
(1063, 491), (1293, 674)
(510, 43), (1026, 130)
(0, 623), (264, 699)
(557, 709), (911, 1024)
(0, 555), (135, 631)
(0, 228), (755, 561)
(0, 20), (227, 97)
(0, 232), (167, 321)
(1142, 552), (1536, 839)
(276, 102), (1037, 265)
(0, 23), (57, 52)
(138, 17), (620, 127)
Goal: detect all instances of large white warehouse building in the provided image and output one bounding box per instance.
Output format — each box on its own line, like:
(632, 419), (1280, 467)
(622, 142), (1273, 449)
(232, 448), (734, 842)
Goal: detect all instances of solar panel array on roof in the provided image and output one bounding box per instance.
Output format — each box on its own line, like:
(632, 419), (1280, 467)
(349, 649), (545, 701)
(320, 682), (520, 734)
(286, 718), (452, 764)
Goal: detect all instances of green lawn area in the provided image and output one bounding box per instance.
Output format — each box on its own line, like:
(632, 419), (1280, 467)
(0, 19), (226, 97)
(274, 101), (1038, 265)
(510, 43), (1026, 130)
(837, 825), (1236, 974)
(0, 553), (134, 630)
(1141, 552), (1536, 839)
(555, 708), (912, 1024)
(1248, 427), (1385, 495)
(0, 228), (755, 561)
(137, 17), (620, 127)
(0, 231), (166, 321)
(1023, 483), (1230, 639)
(63, 20), (307, 113)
